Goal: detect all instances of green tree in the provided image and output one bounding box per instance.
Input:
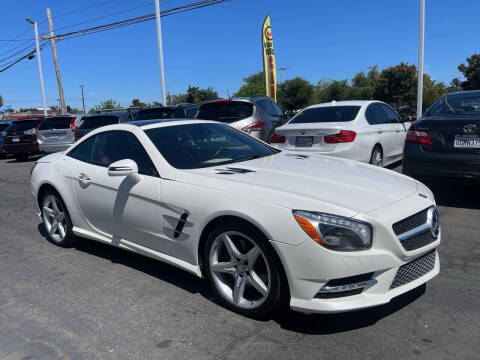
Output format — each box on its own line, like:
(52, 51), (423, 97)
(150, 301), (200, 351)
(423, 74), (449, 109)
(167, 86), (218, 105)
(315, 79), (353, 103)
(458, 54), (480, 90)
(350, 65), (379, 100)
(130, 98), (148, 109)
(277, 77), (314, 111)
(66, 105), (82, 113)
(88, 99), (122, 113)
(374, 62), (417, 106)
(448, 78), (463, 92)
(234, 72), (265, 97)
(0, 94), (3, 107)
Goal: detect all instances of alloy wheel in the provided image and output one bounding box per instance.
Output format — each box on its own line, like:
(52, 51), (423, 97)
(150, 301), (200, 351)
(209, 231), (271, 309)
(371, 148), (383, 167)
(42, 195), (67, 243)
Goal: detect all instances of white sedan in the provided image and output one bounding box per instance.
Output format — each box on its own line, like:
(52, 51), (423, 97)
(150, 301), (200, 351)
(271, 100), (412, 167)
(31, 119), (440, 317)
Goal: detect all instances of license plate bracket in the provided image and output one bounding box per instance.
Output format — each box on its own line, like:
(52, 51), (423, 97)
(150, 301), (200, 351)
(295, 136), (313, 147)
(454, 134), (480, 148)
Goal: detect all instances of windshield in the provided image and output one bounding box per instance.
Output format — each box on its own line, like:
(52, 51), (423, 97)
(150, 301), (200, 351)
(135, 108), (176, 120)
(197, 101), (254, 123)
(145, 122), (278, 169)
(38, 117), (72, 130)
(79, 116), (119, 129)
(289, 106), (361, 124)
(426, 92), (480, 116)
(9, 119), (42, 130)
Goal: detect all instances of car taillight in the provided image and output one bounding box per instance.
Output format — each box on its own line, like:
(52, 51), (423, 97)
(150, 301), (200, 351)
(270, 132), (286, 143)
(406, 129), (432, 145)
(242, 121), (265, 133)
(70, 116), (78, 131)
(324, 130), (356, 143)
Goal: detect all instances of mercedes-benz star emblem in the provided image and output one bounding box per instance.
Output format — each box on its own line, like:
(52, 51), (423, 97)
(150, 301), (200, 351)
(300, 130), (306, 135)
(464, 124), (477, 133)
(428, 207), (440, 238)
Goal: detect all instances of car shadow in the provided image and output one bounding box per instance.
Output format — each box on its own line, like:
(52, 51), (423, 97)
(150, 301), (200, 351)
(6, 154), (43, 163)
(37, 222), (427, 333)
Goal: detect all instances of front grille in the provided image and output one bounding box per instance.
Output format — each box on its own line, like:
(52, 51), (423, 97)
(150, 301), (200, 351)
(390, 250), (436, 289)
(392, 208), (429, 235)
(401, 230), (437, 251)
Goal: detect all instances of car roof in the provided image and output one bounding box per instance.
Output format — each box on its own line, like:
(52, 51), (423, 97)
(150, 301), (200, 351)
(308, 100), (378, 109)
(124, 118), (189, 127)
(125, 118), (215, 130)
(444, 89), (480, 96)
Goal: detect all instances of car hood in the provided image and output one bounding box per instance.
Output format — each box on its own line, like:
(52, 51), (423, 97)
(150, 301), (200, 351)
(175, 152), (418, 216)
(37, 152), (64, 163)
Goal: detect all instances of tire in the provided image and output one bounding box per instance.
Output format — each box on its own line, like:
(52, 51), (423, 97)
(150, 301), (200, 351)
(41, 190), (75, 247)
(369, 146), (383, 167)
(204, 221), (284, 318)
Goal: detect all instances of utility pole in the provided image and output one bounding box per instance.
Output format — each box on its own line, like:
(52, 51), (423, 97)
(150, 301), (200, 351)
(45, 8), (67, 114)
(416, 0), (425, 120)
(154, 0), (167, 106)
(26, 18), (47, 118)
(80, 85), (86, 113)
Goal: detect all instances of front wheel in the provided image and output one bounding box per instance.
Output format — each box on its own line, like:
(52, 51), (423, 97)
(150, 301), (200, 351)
(369, 146), (383, 167)
(204, 222), (284, 317)
(41, 190), (75, 247)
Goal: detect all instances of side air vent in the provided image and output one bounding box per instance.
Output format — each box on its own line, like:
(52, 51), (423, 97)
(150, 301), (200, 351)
(285, 154), (309, 159)
(215, 167), (255, 175)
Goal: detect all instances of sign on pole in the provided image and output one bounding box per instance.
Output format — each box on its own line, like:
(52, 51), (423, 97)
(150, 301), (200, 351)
(262, 15), (277, 102)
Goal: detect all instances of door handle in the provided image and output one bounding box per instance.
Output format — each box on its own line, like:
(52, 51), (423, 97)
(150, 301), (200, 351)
(377, 130), (383, 134)
(78, 173), (90, 184)
(395, 129), (401, 133)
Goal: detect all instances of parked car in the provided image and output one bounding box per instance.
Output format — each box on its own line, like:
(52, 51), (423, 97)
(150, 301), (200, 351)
(135, 104), (198, 121)
(31, 119), (440, 317)
(37, 115), (77, 154)
(74, 111), (136, 140)
(196, 97), (284, 142)
(0, 120), (13, 158)
(3, 118), (44, 160)
(403, 90), (480, 180)
(271, 100), (411, 167)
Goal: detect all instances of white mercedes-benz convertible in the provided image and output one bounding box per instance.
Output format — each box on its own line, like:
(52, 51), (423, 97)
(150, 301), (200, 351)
(31, 119), (440, 317)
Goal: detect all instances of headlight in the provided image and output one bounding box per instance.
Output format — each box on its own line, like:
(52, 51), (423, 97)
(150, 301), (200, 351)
(24, 128), (36, 135)
(293, 210), (372, 251)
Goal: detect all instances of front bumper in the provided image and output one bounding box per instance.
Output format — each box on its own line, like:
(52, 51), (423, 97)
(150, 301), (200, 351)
(272, 192), (440, 314)
(403, 143), (480, 179)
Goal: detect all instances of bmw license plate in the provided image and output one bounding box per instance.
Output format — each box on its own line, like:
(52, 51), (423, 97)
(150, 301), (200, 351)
(454, 134), (480, 148)
(295, 136), (313, 147)
(12, 137), (19, 142)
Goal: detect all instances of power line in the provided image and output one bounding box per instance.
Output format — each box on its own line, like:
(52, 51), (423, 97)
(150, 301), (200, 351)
(41, 0), (119, 23)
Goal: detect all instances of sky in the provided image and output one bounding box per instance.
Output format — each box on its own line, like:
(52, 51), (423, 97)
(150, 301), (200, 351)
(0, 0), (479, 111)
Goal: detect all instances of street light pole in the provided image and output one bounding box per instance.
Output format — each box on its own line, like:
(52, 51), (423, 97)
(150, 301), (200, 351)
(154, 0), (167, 106)
(416, 0), (425, 120)
(27, 18), (48, 118)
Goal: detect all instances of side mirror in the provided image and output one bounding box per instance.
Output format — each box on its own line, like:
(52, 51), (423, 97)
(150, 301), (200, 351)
(108, 159), (138, 177)
(402, 115), (412, 123)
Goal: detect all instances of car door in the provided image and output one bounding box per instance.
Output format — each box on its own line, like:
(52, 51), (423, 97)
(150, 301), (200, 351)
(65, 130), (165, 252)
(380, 104), (405, 159)
(369, 103), (397, 159)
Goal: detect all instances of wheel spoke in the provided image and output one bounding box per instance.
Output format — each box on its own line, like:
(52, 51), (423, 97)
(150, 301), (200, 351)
(233, 274), (246, 305)
(43, 206), (54, 217)
(52, 198), (60, 214)
(246, 246), (260, 266)
(221, 234), (243, 260)
(49, 220), (59, 235)
(247, 270), (268, 296)
(211, 261), (236, 274)
(56, 212), (65, 223)
(58, 223), (66, 238)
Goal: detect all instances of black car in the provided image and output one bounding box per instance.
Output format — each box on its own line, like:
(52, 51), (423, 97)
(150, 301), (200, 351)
(403, 90), (480, 180)
(2, 118), (44, 160)
(134, 104), (198, 121)
(74, 111), (136, 140)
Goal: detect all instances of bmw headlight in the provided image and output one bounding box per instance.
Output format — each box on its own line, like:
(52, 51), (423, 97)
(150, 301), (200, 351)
(293, 210), (372, 251)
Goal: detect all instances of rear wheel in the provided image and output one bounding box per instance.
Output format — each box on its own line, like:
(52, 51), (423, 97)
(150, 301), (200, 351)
(41, 190), (75, 247)
(204, 222), (284, 317)
(370, 146), (383, 167)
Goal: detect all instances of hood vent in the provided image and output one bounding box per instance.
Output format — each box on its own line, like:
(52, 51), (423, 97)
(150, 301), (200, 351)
(285, 154), (309, 160)
(215, 167), (255, 175)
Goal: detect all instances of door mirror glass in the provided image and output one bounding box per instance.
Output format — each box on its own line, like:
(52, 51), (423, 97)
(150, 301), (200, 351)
(108, 159), (138, 177)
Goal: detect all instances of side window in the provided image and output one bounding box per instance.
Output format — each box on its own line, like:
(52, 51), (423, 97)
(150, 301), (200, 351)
(365, 105), (377, 125)
(68, 136), (96, 163)
(271, 102), (283, 116)
(90, 131), (159, 177)
(371, 104), (389, 125)
(381, 104), (401, 123)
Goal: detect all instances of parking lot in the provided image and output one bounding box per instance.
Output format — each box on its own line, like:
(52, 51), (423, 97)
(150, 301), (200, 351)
(0, 156), (479, 360)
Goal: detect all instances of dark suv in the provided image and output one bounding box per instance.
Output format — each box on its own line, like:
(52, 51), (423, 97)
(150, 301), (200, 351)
(3, 118), (44, 160)
(134, 104), (198, 121)
(196, 97), (284, 142)
(74, 111), (136, 140)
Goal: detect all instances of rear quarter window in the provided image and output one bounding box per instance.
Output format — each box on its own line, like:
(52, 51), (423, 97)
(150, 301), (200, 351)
(38, 117), (72, 130)
(289, 106), (361, 124)
(197, 101), (254, 123)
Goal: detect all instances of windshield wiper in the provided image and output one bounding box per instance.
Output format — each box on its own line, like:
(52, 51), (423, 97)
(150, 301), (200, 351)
(230, 155), (263, 164)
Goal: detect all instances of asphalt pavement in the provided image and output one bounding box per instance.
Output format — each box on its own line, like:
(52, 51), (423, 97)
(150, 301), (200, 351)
(0, 155), (479, 360)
